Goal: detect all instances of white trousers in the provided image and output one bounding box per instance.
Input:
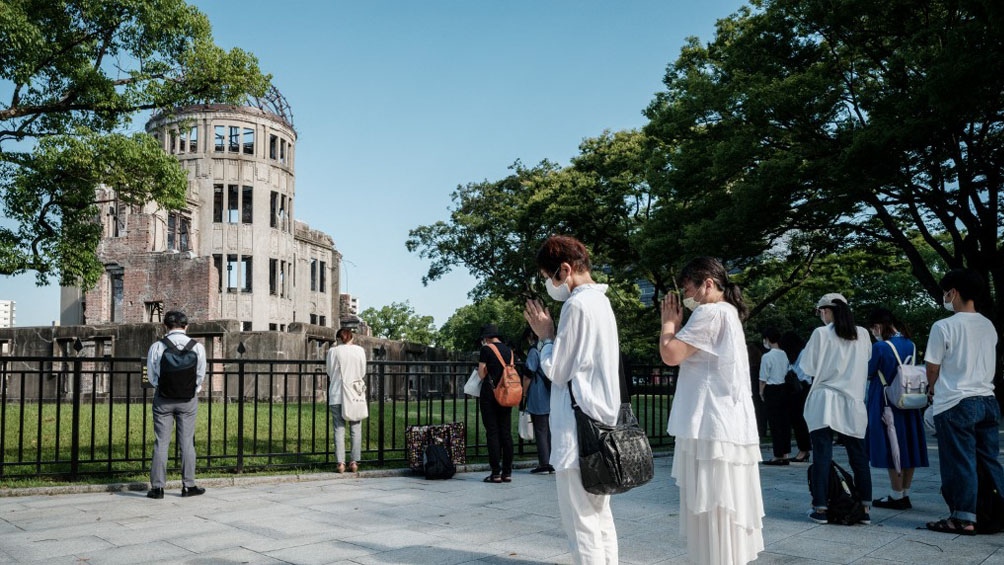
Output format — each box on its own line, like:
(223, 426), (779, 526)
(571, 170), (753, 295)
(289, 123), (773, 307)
(555, 469), (618, 565)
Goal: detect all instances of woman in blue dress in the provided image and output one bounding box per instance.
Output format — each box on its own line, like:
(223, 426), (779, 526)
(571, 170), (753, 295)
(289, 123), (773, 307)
(866, 307), (929, 510)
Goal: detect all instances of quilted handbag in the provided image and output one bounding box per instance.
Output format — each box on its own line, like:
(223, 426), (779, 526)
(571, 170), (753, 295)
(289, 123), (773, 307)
(570, 385), (653, 495)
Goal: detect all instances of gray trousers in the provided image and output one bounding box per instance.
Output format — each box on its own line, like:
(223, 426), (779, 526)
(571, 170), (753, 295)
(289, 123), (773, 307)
(150, 394), (198, 488)
(329, 404), (362, 464)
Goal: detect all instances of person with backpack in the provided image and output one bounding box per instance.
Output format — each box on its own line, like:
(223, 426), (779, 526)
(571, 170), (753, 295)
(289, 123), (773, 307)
(523, 331), (554, 474)
(477, 323), (515, 483)
(925, 269), (1003, 535)
(146, 310), (207, 499)
(524, 235), (621, 564)
(799, 293), (872, 525)
(865, 308), (928, 510)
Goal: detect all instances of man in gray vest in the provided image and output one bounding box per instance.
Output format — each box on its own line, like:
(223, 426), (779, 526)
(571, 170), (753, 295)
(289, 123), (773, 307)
(146, 310), (207, 499)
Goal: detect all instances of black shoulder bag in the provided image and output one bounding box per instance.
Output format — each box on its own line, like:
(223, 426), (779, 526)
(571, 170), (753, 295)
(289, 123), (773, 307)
(569, 356), (654, 495)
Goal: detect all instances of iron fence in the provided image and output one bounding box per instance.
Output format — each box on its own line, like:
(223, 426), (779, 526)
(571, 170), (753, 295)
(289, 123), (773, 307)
(0, 355), (676, 481)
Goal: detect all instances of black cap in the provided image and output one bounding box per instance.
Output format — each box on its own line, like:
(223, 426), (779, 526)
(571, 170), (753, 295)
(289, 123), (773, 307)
(478, 323), (501, 341)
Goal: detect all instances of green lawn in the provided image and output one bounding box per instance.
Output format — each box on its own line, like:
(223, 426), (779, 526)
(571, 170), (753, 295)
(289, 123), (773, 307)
(2, 396), (671, 486)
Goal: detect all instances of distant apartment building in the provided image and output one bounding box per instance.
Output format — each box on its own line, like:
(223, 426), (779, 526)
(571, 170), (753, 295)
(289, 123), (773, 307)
(0, 300), (14, 328)
(61, 90), (340, 331)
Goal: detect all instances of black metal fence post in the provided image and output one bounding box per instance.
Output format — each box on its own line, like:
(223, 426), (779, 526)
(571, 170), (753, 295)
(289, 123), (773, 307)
(236, 342), (246, 473)
(69, 344), (83, 480)
(377, 361), (386, 466)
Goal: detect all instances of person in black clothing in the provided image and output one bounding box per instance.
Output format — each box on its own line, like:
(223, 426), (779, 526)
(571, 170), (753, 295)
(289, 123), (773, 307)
(478, 323), (515, 483)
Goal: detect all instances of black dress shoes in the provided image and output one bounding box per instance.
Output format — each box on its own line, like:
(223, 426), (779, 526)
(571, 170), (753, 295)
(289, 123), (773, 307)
(146, 487), (164, 499)
(181, 485), (206, 497)
(762, 458), (790, 466)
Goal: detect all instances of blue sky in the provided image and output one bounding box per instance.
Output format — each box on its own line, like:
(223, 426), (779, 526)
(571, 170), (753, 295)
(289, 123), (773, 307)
(3, 0), (746, 327)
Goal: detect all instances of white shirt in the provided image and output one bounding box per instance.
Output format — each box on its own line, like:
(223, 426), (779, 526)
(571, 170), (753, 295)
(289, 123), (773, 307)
(759, 348), (788, 385)
(146, 329), (207, 393)
(666, 302), (759, 445)
(799, 324), (870, 438)
(537, 284), (621, 472)
(326, 343), (367, 406)
(926, 312), (998, 415)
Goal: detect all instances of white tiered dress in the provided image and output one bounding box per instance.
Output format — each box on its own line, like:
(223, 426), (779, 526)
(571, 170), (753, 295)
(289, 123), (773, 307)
(667, 303), (764, 564)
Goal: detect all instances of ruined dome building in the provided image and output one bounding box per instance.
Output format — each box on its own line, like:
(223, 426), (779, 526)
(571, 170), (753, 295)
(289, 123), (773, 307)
(59, 88), (342, 355)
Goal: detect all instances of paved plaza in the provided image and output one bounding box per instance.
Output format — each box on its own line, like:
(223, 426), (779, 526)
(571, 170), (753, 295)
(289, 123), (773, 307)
(2, 439), (1004, 564)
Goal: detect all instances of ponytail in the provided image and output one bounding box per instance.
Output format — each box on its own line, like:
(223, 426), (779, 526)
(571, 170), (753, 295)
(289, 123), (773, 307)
(723, 281), (749, 321)
(679, 257), (748, 321)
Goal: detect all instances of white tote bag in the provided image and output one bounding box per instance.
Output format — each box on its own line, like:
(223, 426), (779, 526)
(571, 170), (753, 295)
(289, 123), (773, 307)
(463, 369), (481, 397)
(518, 410), (535, 441)
(342, 378), (369, 421)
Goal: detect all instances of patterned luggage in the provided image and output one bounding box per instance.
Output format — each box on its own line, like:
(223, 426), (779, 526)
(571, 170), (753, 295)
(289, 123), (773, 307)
(406, 422), (466, 472)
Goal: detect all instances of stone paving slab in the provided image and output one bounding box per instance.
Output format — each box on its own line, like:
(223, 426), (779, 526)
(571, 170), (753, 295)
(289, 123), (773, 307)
(3, 444), (1004, 564)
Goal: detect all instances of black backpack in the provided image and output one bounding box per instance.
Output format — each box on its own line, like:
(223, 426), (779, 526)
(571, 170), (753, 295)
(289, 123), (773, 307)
(808, 461), (867, 525)
(423, 441), (455, 480)
(157, 337), (199, 399)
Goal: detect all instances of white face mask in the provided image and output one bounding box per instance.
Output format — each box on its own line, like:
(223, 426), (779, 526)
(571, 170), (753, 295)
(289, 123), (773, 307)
(682, 297), (699, 311)
(871, 330), (882, 341)
(762, 340), (770, 349)
(943, 290), (955, 312)
(546, 271), (572, 302)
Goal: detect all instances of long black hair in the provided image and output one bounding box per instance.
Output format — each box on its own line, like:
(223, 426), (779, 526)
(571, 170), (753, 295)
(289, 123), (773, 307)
(823, 298), (857, 341)
(679, 257), (749, 321)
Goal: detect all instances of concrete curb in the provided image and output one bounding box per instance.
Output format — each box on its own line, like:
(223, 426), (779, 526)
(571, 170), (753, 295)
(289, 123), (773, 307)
(0, 451), (674, 498)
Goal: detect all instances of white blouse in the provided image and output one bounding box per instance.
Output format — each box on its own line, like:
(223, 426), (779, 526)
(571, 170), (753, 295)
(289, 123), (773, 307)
(666, 302), (759, 445)
(537, 284), (621, 472)
(798, 324), (871, 438)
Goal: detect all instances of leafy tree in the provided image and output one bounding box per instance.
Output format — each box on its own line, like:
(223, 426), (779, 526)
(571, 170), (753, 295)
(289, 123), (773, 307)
(360, 301), (438, 346)
(407, 130), (657, 301)
(1, 0), (270, 287)
(643, 0), (1003, 373)
(406, 159), (560, 302)
(437, 296), (527, 354)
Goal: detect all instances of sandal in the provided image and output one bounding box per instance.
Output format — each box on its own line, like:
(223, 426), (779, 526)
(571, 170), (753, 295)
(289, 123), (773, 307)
(791, 453), (811, 463)
(483, 475), (502, 483)
(501, 475), (512, 483)
(926, 518), (976, 536)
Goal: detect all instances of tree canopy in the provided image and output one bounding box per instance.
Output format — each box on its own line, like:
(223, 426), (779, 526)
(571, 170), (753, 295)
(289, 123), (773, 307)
(410, 0), (1003, 369)
(359, 301), (438, 346)
(0, 0), (270, 287)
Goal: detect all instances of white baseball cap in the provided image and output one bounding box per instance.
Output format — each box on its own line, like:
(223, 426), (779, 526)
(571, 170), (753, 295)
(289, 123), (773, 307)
(816, 293), (848, 309)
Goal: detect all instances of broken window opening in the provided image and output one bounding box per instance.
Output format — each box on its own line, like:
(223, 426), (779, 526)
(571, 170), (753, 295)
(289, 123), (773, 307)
(243, 128), (254, 155)
(227, 185), (239, 223)
(214, 125), (225, 152)
(242, 185), (253, 224)
(229, 126), (240, 152)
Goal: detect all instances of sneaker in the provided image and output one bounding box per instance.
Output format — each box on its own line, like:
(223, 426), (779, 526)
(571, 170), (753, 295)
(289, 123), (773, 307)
(181, 485), (205, 497)
(547, 465), (555, 474)
(872, 496), (911, 510)
(808, 510), (828, 524)
(146, 487), (164, 499)
(859, 512), (871, 525)
(530, 466), (550, 474)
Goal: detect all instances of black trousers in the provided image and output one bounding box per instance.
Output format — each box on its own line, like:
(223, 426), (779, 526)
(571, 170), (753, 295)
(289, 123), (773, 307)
(480, 392), (513, 475)
(764, 384), (792, 458)
(789, 382), (811, 452)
